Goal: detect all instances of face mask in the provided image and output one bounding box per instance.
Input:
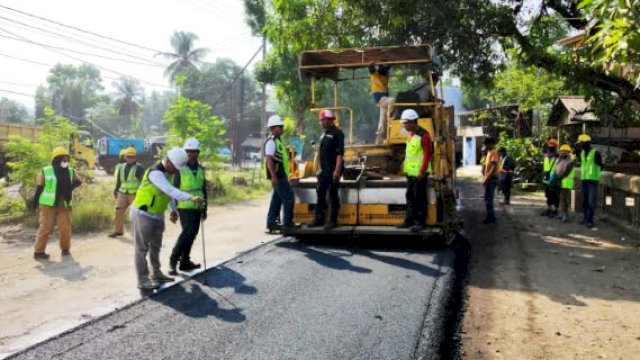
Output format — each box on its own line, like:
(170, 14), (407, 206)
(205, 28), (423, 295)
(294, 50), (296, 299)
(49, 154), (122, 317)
(60, 161), (69, 169)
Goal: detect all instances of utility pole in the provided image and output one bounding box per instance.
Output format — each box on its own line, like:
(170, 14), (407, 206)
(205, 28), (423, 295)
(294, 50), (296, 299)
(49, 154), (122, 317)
(239, 76), (245, 167)
(260, 35), (267, 155)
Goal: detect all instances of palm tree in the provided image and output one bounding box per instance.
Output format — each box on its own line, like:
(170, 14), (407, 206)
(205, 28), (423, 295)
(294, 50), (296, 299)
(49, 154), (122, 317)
(156, 31), (210, 83)
(113, 77), (143, 134)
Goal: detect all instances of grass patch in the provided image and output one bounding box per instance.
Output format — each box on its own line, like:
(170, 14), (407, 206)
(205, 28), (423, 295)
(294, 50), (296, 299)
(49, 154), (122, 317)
(207, 166), (270, 205)
(71, 181), (115, 232)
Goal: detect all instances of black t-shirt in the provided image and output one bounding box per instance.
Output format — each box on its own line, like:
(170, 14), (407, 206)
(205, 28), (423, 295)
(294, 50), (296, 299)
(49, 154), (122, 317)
(318, 126), (345, 177)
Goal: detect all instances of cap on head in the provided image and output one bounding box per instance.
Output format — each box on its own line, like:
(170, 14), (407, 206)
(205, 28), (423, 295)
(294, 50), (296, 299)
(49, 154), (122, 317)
(51, 146), (69, 159)
(318, 109), (335, 120)
(183, 138), (200, 151)
(400, 109), (419, 122)
(166, 148), (188, 170)
(124, 147), (137, 157)
(267, 115), (284, 127)
(577, 134), (591, 143)
(547, 139), (559, 147)
(560, 144), (572, 152)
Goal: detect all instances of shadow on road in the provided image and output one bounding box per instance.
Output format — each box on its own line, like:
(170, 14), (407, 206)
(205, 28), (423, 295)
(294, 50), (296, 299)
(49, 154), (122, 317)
(277, 241), (372, 273)
(35, 254), (93, 281)
(195, 266), (258, 295)
(152, 283), (246, 323)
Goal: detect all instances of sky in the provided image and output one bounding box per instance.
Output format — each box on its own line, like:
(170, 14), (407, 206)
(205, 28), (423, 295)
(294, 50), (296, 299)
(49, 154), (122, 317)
(0, 0), (262, 110)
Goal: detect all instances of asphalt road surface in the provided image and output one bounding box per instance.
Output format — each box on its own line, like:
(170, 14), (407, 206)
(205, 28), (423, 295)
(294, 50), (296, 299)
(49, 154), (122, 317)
(8, 237), (456, 360)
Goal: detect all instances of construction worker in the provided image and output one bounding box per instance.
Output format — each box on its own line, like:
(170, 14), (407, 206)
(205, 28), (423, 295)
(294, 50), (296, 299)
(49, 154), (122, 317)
(31, 147), (82, 259)
(168, 138), (207, 275)
(396, 109), (433, 231)
(542, 139), (560, 217)
(576, 134), (602, 228)
(308, 110), (344, 231)
(483, 137), (499, 224)
(369, 62), (393, 144)
(109, 147), (143, 238)
(554, 144), (575, 222)
(265, 115), (297, 233)
(498, 147), (515, 205)
(130, 148), (205, 290)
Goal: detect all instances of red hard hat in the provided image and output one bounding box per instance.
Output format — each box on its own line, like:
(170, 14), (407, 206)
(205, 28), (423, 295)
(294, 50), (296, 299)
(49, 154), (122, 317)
(318, 109), (335, 120)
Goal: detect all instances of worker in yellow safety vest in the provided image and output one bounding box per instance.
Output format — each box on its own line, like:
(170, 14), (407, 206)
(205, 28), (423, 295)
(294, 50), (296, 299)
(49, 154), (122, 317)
(31, 147), (82, 259)
(130, 148), (205, 290)
(553, 144), (575, 223)
(109, 147), (143, 238)
(114, 148), (126, 179)
(576, 134), (602, 228)
(168, 138), (208, 275)
(396, 109), (433, 232)
(542, 138), (559, 217)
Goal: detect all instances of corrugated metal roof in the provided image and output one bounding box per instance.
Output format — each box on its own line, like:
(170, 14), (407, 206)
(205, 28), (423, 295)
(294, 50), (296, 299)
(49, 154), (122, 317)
(548, 96), (599, 126)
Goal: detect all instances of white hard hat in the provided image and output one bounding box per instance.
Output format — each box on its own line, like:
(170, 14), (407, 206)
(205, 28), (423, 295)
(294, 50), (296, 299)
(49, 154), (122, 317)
(267, 115), (284, 127)
(166, 147), (188, 170)
(183, 138), (200, 151)
(400, 109), (419, 122)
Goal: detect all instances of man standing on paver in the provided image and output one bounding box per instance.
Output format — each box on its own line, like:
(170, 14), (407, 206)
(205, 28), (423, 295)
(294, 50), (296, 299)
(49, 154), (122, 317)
(483, 137), (499, 224)
(130, 148), (205, 290)
(307, 110), (344, 231)
(109, 147), (143, 238)
(576, 134), (602, 228)
(168, 138), (207, 275)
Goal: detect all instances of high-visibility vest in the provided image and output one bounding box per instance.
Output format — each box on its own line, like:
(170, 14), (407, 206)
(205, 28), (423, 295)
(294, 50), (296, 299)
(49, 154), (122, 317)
(118, 164), (141, 195)
(264, 136), (289, 179)
(580, 148), (601, 181)
(369, 72), (389, 94)
(403, 130), (433, 177)
(132, 164), (172, 215)
(176, 166), (205, 210)
(543, 156), (557, 184)
(561, 167), (575, 190)
(39, 165), (74, 207)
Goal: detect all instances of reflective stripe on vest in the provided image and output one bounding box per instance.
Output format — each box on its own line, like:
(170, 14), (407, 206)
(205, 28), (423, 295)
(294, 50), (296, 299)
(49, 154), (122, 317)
(119, 164), (140, 194)
(264, 136), (289, 179)
(39, 165), (74, 207)
(561, 168), (575, 189)
(177, 166), (205, 210)
(132, 167), (171, 215)
(403, 134), (432, 177)
(580, 148), (601, 181)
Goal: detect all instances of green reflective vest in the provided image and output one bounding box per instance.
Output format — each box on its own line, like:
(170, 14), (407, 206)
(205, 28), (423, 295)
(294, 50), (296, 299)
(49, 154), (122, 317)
(580, 148), (601, 181)
(114, 163), (123, 180)
(177, 166), (205, 210)
(403, 131), (433, 177)
(265, 136), (289, 179)
(118, 164), (140, 195)
(561, 167), (575, 190)
(39, 165), (74, 207)
(543, 156), (557, 185)
(132, 165), (172, 215)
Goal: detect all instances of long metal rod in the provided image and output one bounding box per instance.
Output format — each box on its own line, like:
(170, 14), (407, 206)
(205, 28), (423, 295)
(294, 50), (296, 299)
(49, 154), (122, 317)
(200, 219), (207, 285)
(300, 58), (433, 71)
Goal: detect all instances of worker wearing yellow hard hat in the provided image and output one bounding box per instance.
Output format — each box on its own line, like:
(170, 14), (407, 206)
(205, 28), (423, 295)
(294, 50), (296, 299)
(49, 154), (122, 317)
(553, 144), (575, 222)
(576, 134), (601, 228)
(109, 146), (143, 238)
(542, 138), (560, 217)
(114, 148), (127, 181)
(32, 146), (82, 260)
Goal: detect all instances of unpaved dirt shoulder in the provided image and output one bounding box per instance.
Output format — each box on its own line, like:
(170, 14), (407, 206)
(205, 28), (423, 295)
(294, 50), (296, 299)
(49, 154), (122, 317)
(459, 180), (640, 360)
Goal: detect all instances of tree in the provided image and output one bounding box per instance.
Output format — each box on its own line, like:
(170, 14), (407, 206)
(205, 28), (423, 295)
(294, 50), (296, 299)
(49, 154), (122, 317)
(157, 31), (210, 83)
(113, 77), (144, 135)
(141, 91), (175, 133)
(0, 98), (30, 123)
(44, 63), (104, 121)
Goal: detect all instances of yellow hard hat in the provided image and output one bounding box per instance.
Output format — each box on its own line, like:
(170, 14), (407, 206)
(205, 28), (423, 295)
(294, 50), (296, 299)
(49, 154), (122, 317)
(119, 149), (126, 157)
(51, 146), (69, 159)
(124, 147), (137, 156)
(560, 144), (572, 152)
(577, 134), (591, 143)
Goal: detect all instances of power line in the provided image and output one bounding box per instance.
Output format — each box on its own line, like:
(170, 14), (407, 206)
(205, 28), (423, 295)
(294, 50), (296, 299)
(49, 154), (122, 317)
(209, 45), (263, 109)
(0, 52), (52, 67)
(0, 4), (162, 54)
(0, 79), (36, 87)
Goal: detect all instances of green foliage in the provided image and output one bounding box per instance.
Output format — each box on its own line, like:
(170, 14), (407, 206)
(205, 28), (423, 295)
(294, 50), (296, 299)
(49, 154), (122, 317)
(496, 132), (544, 183)
(207, 167), (270, 205)
(156, 31), (210, 83)
(71, 180), (114, 232)
(42, 63), (104, 121)
(0, 97), (30, 123)
(162, 96), (227, 161)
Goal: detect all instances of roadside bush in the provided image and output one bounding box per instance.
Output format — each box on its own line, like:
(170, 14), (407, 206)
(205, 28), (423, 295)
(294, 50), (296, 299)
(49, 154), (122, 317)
(496, 132), (544, 183)
(71, 181), (114, 232)
(207, 168), (270, 205)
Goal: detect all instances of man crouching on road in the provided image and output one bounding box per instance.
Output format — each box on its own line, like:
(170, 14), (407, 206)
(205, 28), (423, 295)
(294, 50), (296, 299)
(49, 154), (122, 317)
(130, 148), (205, 290)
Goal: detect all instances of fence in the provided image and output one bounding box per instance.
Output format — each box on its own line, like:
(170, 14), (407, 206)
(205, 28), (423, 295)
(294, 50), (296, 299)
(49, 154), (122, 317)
(594, 171), (640, 229)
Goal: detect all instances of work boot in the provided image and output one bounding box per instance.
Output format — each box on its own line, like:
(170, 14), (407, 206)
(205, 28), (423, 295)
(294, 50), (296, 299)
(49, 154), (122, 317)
(561, 214), (568, 223)
(137, 281), (159, 290)
(307, 219), (324, 228)
(395, 221), (412, 229)
(540, 209), (550, 216)
(179, 260), (201, 272)
(108, 232), (123, 238)
(281, 223), (301, 234)
(150, 272), (174, 283)
(61, 250), (70, 256)
(265, 224), (281, 234)
(410, 224), (426, 232)
(33, 252), (50, 260)
(323, 222), (337, 231)
(168, 258), (178, 276)
(482, 218), (497, 225)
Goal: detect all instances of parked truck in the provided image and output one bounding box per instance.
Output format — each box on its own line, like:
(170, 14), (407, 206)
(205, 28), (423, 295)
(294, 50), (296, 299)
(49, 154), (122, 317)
(0, 122), (95, 177)
(96, 136), (166, 174)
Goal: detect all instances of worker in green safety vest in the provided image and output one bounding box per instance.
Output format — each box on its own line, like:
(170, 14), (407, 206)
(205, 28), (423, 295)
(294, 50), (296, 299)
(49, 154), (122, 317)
(130, 148), (206, 290)
(109, 147), (143, 238)
(114, 148), (126, 180)
(396, 109), (433, 232)
(542, 138), (560, 217)
(32, 147), (82, 260)
(576, 134), (602, 228)
(168, 138), (208, 275)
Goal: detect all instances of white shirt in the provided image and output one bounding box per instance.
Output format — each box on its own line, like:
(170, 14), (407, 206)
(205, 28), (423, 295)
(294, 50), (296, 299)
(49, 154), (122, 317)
(134, 160), (192, 220)
(264, 139), (276, 156)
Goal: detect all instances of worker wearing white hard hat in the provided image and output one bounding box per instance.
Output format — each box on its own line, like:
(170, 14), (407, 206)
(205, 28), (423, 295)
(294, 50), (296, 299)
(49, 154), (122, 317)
(264, 114), (298, 233)
(130, 147), (205, 290)
(397, 108), (434, 232)
(168, 137), (208, 275)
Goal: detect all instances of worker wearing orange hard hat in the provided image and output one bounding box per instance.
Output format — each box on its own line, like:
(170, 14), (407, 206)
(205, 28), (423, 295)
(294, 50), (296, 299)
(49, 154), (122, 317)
(541, 138), (559, 217)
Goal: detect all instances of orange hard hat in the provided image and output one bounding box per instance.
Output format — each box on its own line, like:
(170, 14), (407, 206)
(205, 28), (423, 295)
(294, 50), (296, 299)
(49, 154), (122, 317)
(547, 139), (558, 147)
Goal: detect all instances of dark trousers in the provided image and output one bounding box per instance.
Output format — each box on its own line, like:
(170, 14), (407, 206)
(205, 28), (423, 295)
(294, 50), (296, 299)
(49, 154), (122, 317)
(485, 178), (497, 221)
(581, 180), (598, 224)
(267, 177), (294, 228)
(545, 184), (560, 208)
(315, 175), (340, 224)
(500, 174), (513, 203)
(404, 176), (428, 226)
(170, 209), (201, 264)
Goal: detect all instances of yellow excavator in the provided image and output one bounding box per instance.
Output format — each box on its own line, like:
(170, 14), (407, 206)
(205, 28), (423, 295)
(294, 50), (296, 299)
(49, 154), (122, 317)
(286, 45), (460, 240)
